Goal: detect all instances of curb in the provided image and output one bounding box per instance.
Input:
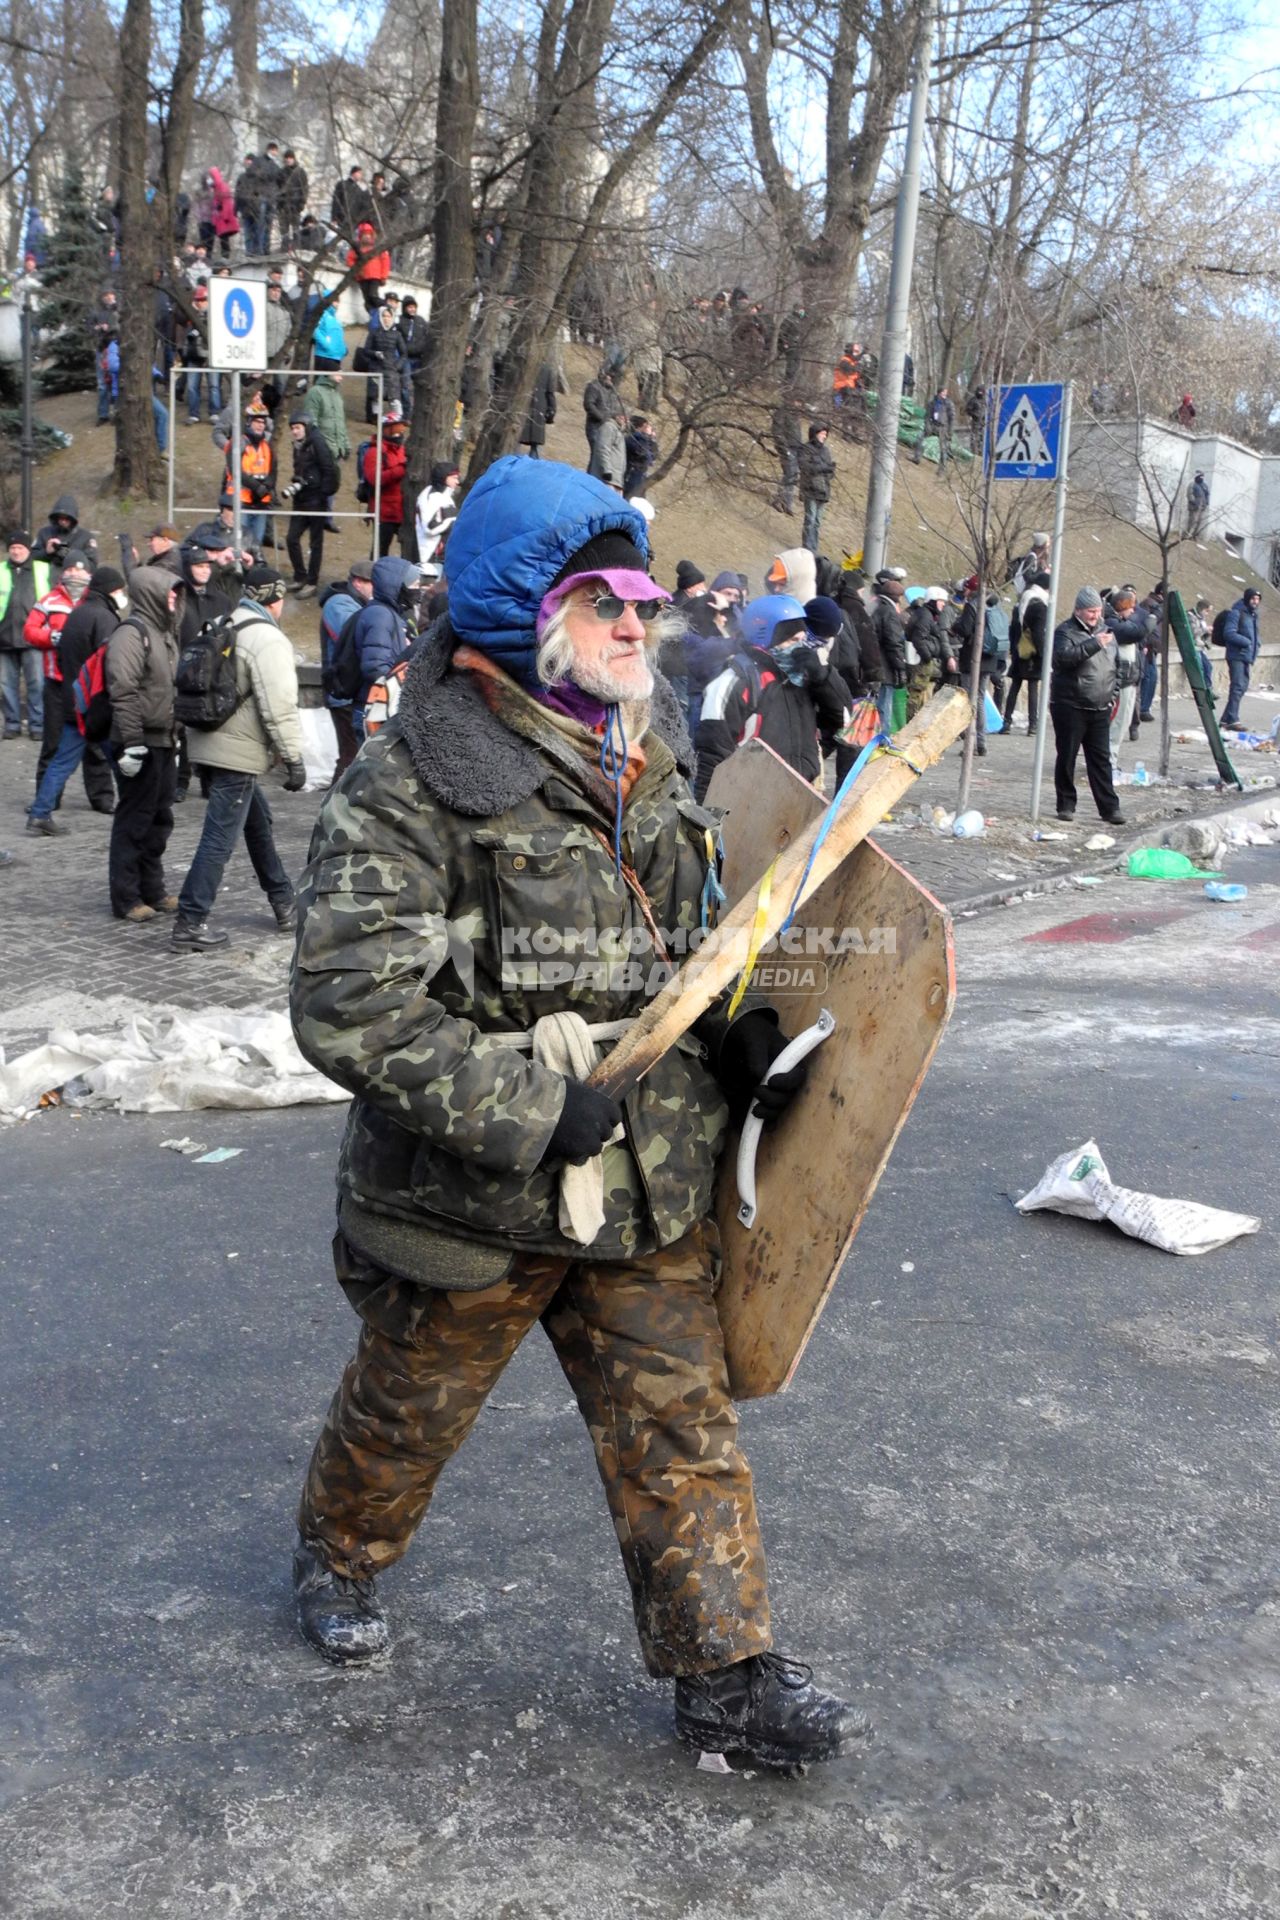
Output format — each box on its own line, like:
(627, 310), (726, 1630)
(945, 783), (1278, 917)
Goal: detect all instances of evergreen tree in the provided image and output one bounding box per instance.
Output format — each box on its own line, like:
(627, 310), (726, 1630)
(37, 160), (113, 394)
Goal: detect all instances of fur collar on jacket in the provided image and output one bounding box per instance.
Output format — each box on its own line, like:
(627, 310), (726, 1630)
(395, 619), (694, 817)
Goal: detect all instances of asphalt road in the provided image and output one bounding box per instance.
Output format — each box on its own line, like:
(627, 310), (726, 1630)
(1, 847), (1277, 1919)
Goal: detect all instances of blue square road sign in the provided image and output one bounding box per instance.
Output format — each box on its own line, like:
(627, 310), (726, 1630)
(988, 383), (1064, 481)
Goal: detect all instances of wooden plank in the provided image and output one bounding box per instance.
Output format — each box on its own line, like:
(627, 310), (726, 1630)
(591, 687), (969, 1099)
(701, 740), (955, 1400)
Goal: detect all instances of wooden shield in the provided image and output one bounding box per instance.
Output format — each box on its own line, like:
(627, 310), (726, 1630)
(704, 740), (955, 1398)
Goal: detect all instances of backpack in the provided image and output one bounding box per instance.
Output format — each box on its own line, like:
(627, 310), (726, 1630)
(364, 657), (409, 736)
(173, 610), (246, 731)
(982, 602), (1010, 661)
(1211, 607), (1232, 647)
(73, 644), (113, 741)
(354, 439), (373, 504)
(325, 608), (364, 703)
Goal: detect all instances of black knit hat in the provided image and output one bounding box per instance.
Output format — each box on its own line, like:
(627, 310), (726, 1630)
(804, 595), (844, 639)
(551, 529), (649, 590)
(88, 565), (126, 596)
(675, 559), (705, 591)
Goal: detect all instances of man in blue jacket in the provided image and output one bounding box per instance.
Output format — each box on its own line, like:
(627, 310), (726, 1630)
(1219, 588), (1260, 730)
(351, 554), (419, 702)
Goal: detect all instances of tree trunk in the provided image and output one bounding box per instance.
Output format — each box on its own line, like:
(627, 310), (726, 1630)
(113, 0), (204, 497)
(113, 0), (159, 495)
(229, 0), (260, 163)
(403, 0), (479, 535)
(741, 3), (914, 396)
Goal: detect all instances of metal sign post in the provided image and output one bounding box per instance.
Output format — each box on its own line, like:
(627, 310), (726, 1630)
(167, 366), (178, 525)
(209, 279), (264, 574)
(230, 369), (243, 560)
(20, 286), (34, 532)
(1028, 381), (1073, 823)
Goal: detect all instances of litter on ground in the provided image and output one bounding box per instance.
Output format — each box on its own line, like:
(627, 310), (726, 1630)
(1016, 1139), (1261, 1256)
(1128, 848), (1222, 881)
(0, 1008), (348, 1121)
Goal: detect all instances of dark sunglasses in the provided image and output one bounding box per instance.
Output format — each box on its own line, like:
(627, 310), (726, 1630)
(588, 593), (663, 622)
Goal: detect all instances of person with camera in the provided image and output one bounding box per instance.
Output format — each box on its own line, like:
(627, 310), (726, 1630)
(33, 496), (93, 572)
(282, 412), (339, 600)
(170, 565), (305, 953)
(1049, 586), (1125, 826)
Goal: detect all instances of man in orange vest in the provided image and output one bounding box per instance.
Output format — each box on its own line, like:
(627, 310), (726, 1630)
(224, 413), (277, 548)
(832, 342), (862, 436)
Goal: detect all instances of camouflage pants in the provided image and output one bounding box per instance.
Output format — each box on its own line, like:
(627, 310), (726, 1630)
(906, 662), (940, 720)
(298, 1220), (773, 1677)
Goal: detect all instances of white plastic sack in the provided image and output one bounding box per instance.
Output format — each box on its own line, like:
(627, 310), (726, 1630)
(1016, 1139), (1260, 1256)
(0, 1008), (348, 1120)
(298, 706), (338, 790)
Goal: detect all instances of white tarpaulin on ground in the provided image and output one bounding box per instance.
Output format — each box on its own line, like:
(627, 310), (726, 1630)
(0, 1008), (348, 1120)
(1017, 1139), (1261, 1256)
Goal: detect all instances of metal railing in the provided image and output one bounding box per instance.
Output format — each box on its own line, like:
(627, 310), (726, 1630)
(165, 365), (386, 556)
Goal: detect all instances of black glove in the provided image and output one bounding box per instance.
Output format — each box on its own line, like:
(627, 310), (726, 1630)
(716, 1009), (809, 1124)
(283, 760), (307, 791)
(541, 1080), (623, 1167)
(796, 645), (827, 687)
(893, 665), (910, 688)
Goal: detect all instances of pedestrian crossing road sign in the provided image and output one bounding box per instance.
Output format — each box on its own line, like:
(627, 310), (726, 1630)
(988, 383), (1064, 481)
(209, 279), (265, 370)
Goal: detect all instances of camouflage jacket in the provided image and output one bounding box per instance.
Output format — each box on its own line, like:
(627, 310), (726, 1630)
(291, 626), (748, 1272)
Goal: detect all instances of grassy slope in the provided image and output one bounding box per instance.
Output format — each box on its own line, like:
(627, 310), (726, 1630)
(26, 340), (1266, 665)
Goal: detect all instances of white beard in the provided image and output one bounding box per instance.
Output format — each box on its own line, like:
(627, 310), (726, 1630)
(570, 646), (656, 706)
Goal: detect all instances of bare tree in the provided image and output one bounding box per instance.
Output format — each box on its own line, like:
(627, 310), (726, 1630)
(114, 0), (204, 494)
(465, 0), (745, 484)
(402, 0), (479, 526)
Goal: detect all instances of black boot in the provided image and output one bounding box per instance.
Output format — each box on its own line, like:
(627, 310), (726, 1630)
(674, 1651), (872, 1772)
(171, 917), (230, 952)
(292, 1536), (389, 1665)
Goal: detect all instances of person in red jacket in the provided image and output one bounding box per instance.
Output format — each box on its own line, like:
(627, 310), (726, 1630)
(23, 553), (112, 810)
(347, 221), (391, 312)
(363, 413), (410, 556)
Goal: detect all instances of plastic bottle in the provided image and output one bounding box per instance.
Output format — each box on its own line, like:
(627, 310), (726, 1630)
(1133, 762), (1149, 786)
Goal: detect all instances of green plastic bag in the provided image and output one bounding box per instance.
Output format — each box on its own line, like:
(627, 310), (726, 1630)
(1127, 848), (1223, 880)
(892, 685), (908, 732)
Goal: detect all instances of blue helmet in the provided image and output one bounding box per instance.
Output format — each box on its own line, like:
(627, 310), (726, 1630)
(740, 592), (805, 651)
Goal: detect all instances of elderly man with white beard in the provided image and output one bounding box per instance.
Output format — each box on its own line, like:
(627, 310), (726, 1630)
(287, 457), (870, 1775)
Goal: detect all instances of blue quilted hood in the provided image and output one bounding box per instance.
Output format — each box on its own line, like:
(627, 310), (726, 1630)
(444, 455), (651, 686)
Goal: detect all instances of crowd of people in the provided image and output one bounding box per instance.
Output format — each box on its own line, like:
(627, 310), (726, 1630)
(6, 459), (1265, 927)
(1, 452), (1265, 1768)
